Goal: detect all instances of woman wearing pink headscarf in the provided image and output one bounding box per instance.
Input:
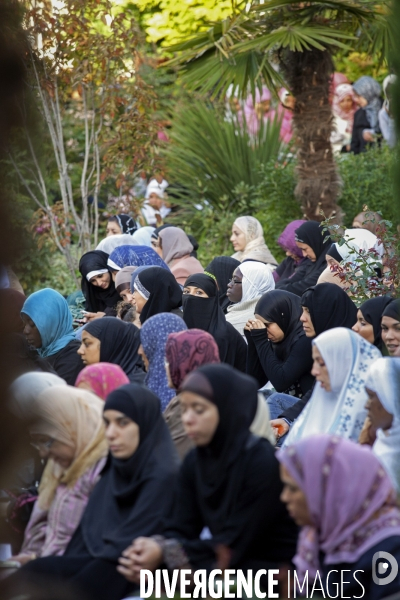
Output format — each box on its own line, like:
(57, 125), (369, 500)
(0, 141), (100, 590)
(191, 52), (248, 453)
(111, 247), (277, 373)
(244, 86), (275, 137)
(75, 363), (129, 400)
(331, 83), (358, 153)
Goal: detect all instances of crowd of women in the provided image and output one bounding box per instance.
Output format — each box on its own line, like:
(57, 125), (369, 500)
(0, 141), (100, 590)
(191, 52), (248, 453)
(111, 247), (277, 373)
(1, 205), (400, 600)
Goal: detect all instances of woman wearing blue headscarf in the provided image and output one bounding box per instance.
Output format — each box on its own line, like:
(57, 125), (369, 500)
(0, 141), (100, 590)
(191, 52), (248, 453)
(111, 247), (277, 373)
(21, 289), (83, 385)
(351, 76), (382, 154)
(107, 245), (169, 277)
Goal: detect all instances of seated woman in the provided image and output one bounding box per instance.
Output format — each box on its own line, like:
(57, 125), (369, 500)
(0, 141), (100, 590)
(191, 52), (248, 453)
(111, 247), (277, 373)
(365, 357), (400, 494)
(115, 266), (136, 304)
(75, 363), (129, 400)
(226, 261), (275, 338)
(300, 283), (357, 338)
(19, 384), (179, 600)
(164, 330), (276, 459)
(21, 289), (83, 385)
(230, 216), (277, 267)
(352, 296), (393, 350)
(139, 313), (187, 411)
(79, 250), (121, 320)
(381, 299), (400, 356)
(78, 318), (145, 384)
(118, 364), (298, 586)
(245, 290), (314, 398)
(158, 227), (204, 285)
(106, 214), (137, 237)
(107, 244), (168, 276)
(278, 434), (400, 600)
(182, 273), (247, 372)
(272, 220), (306, 283)
(276, 221), (331, 296)
(204, 256), (240, 313)
(284, 328), (381, 446)
(12, 386), (107, 564)
(132, 267), (183, 325)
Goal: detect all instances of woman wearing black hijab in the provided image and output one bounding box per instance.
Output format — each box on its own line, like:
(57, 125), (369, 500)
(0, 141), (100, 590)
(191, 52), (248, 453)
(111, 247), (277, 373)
(182, 273), (247, 372)
(352, 296), (393, 350)
(245, 290), (314, 397)
(79, 250), (120, 317)
(300, 283), (358, 338)
(276, 221), (331, 296)
(132, 267), (182, 324)
(19, 384), (179, 600)
(205, 256), (241, 313)
(118, 364), (297, 582)
(78, 318), (145, 383)
(381, 299), (400, 356)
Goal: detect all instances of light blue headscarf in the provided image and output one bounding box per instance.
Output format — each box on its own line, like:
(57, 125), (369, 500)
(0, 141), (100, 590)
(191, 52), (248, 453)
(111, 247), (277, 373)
(107, 245), (169, 271)
(140, 312), (187, 411)
(353, 76), (382, 129)
(131, 226), (155, 247)
(21, 288), (76, 358)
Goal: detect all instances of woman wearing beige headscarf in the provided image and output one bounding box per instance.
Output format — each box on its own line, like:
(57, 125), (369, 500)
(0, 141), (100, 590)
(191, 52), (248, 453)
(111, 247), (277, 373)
(230, 216), (277, 267)
(158, 226), (204, 285)
(13, 386), (108, 565)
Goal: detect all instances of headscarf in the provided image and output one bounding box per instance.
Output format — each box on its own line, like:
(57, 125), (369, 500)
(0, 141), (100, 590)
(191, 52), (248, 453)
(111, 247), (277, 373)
(326, 228), (383, 270)
(330, 72), (349, 95)
(134, 267), (182, 324)
(254, 290), (304, 360)
(0, 289), (26, 334)
(31, 386), (108, 509)
(84, 318), (144, 383)
(75, 363), (130, 401)
(159, 227), (193, 265)
(140, 313), (187, 410)
(131, 226), (155, 247)
(9, 371), (67, 420)
(96, 234), (138, 254)
(232, 216), (277, 265)
(352, 76), (382, 129)
(358, 296), (394, 348)
(366, 358), (400, 493)
(294, 221), (331, 267)
(382, 299), (400, 321)
(130, 265), (153, 291)
(79, 251), (120, 313)
(332, 83), (357, 129)
(109, 214), (137, 235)
(285, 328), (381, 445)
(79, 383), (178, 559)
(145, 179), (168, 199)
(107, 245), (169, 272)
(21, 289), (76, 358)
(165, 329), (220, 389)
(301, 284), (358, 336)
(353, 211), (383, 235)
(115, 266), (136, 295)
(278, 435), (400, 579)
(277, 220), (307, 259)
(205, 256), (240, 312)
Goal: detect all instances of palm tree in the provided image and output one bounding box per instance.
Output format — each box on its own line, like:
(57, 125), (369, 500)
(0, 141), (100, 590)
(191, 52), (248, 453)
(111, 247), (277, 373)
(165, 0), (391, 222)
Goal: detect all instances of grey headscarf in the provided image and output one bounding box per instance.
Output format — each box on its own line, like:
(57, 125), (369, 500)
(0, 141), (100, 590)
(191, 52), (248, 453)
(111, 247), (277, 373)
(353, 76), (382, 129)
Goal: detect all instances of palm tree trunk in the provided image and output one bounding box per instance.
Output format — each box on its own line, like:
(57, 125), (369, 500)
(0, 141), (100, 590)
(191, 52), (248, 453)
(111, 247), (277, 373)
(280, 48), (342, 223)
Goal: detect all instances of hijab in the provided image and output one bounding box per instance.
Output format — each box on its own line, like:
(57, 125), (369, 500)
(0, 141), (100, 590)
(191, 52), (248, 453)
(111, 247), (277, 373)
(366, 358), (400, 493)
(130, 265), (153, 291)
(31, 386), (108, 510)
(205, 256), (240, 312)
(75, 363), (130, 400)
(9, 371), (67, 420)
(107, 245), (169, 272)
(159, 227), (193, 265)
(131, 226), (155, 247)
(232, 216), (277, 265)
(108, 214), (137, 235)
(254, 290), (304, 360)
(294, 221), (331, 267)
(285, 328), (381, 445)
(358, 296), (393, 348)
(134, 267), (182, 324)
(79, 251), (120, 313)
(278, 435), (400, 579)
(0, 288), (26, 334)
(327, 228), (383, 270)
(79, 383), (178, 559)
(140, 313), (187, 411)
(301, 284), (358, 336)
(382, 298), (400, 321)
(332, 83), (357, 129)
(96, 234), (138, 254)
(84, 318), (144, 383)
(22, 289), (76, 358)
(277, 220), (306, 259)
(353, 76), (382, 129)
(115, 266), (136, 295)
(165, 329), (220, 389)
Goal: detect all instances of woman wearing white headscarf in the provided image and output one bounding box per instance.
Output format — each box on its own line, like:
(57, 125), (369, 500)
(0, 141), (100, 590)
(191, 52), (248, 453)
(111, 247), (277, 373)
(96, 234), (138, 255)
(226, 261), (275, 338)
(131, 226), (155, 247)
(230, 216), (277, 267)
(379, 74), (397, 148)
(284, 328), (381, 446)
(365, 357), (400, 494)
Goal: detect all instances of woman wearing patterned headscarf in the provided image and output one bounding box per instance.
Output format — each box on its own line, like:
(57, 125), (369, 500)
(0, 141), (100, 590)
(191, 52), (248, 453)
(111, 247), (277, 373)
(106, 214), (137, 237)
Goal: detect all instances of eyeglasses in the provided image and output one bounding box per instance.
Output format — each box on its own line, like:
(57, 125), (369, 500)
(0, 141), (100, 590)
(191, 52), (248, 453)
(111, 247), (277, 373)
(30, 438), (55, 451)
(229, 278), (242, 285)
